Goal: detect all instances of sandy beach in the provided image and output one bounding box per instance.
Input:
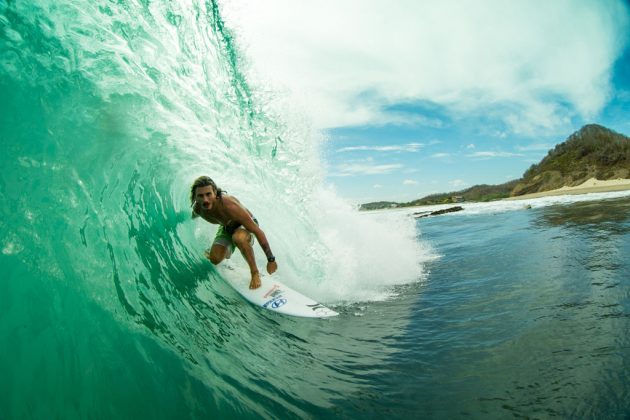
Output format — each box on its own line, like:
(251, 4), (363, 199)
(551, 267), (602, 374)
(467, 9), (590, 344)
(505, 178), (630, 200)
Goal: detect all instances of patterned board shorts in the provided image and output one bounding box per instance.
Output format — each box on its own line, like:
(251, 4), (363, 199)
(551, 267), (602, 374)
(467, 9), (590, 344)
(212, 219), (257, 258)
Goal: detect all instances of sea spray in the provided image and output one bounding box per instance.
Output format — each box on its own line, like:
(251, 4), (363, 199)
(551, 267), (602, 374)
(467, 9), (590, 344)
(302, 187), (428, 302)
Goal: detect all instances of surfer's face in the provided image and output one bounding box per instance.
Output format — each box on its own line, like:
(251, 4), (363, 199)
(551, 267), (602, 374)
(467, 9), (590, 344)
(195, 185), (217, 210)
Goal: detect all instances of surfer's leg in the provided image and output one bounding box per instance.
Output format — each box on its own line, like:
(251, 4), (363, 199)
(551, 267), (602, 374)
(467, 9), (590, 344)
(232, 228), (261, 289)
(206, 244), (228, 265)
(206, 226), (235, 265)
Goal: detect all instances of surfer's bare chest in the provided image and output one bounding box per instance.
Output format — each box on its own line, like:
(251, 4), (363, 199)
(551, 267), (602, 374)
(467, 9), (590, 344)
(199, 210), (228, 225)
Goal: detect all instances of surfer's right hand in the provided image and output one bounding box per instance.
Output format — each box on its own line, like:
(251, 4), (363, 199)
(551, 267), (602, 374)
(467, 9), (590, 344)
(266, 261), (278, 275)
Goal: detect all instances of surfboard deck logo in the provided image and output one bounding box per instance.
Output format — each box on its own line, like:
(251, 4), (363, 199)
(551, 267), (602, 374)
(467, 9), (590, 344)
(263, 284), (282, 299)
(264, 297), (288, 309)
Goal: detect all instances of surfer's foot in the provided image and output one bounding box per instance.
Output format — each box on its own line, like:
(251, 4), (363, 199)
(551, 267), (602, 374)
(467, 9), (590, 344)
(249, 272), (261, 289)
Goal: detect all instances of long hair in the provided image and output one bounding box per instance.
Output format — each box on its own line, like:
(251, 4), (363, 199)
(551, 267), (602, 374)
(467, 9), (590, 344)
(189, 176), (224, 206)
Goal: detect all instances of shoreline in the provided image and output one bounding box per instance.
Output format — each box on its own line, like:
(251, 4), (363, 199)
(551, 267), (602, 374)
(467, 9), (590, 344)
(361, 178), (630, 212)
(504, 178), (630, 201)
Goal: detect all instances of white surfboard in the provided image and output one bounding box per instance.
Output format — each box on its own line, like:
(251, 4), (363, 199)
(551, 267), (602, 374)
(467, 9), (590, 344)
(220, 266), (338, 318)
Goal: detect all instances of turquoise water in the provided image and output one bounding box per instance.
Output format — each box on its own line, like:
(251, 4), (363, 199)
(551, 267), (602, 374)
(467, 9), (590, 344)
(2, 1), (630, 418)
(407, 195), (630, 418)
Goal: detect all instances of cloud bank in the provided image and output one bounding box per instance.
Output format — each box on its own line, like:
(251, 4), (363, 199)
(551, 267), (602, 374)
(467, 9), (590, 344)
(336, 143), (423, 153)
(222, 0), (629, 135)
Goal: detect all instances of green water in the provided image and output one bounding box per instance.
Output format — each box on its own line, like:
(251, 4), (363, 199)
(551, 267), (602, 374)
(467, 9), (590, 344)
(0, 1), (315, 417)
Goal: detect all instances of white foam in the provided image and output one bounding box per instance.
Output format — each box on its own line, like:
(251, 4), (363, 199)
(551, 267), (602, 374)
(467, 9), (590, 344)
(296, 187), (433, 303)
(395, 189), (630, 218)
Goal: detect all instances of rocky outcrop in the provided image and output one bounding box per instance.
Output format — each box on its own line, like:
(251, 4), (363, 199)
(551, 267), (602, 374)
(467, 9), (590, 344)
(414, 206), (464, 219)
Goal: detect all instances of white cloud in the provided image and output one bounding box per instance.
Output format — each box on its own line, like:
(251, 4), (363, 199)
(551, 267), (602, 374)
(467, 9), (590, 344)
(467, 144), (476, 149)
(331, 163), (403, 176)
(373, 184), (383, 189)
(468, 151), (524, 158)
(449, 179), (467, 188)
(222, 0), (629, 134)
(403, 179), (418, 185)
(431, 152), (450, 158)
(516, 144), (553, 152)
(403, 168), (420, 174)
(336, 143), (423, 153)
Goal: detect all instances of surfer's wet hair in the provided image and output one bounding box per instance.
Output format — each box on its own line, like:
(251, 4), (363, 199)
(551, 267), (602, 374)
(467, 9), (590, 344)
(190, 176), (224, 206)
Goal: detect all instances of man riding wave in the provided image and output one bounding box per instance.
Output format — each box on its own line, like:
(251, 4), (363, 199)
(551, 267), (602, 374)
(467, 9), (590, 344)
(190, 176), (277, 289)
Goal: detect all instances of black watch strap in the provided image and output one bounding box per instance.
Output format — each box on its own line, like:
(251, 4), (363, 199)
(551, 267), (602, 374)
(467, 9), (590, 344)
(267, 256), (276, 263)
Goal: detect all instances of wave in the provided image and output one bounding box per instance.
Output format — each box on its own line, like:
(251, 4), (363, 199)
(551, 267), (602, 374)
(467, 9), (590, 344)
(0, 0), (428, 374)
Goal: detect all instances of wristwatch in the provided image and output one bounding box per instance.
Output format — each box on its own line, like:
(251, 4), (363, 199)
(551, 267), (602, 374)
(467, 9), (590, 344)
(267, 256), (276, 263)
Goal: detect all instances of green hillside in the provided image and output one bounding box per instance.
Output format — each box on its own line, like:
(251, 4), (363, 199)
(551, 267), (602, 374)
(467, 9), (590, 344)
(511, 124), (630, 196)
(403, 180), (519, 206)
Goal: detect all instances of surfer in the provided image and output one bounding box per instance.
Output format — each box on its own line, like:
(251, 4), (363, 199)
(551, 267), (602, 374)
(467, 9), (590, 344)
(190, 176), (277, 289)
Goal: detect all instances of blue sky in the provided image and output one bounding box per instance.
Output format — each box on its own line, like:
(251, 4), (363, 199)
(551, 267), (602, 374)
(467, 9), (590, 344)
(222, 0), (630, 204)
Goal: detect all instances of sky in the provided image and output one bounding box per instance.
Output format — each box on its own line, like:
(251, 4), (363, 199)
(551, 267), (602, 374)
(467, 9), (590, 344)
(221, 0), (630, 204)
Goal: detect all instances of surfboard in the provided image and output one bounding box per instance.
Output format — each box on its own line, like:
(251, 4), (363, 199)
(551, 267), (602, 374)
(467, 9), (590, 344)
(220, 266), (338, 318)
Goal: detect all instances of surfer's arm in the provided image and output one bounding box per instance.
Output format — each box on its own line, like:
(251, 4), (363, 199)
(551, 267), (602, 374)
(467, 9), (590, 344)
(250, 225), (278, 276)
(241, 217), (274, 260)
(229, 204), (278, 275)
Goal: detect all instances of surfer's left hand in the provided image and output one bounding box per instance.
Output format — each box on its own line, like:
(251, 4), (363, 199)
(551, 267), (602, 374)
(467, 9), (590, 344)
(249, 272), (262, 289)
(266, 261), (278, 275)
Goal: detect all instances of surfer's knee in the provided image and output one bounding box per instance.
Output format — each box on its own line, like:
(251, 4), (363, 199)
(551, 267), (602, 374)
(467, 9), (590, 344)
(232, 229), (251, 249)
(206, 247), (225, 265)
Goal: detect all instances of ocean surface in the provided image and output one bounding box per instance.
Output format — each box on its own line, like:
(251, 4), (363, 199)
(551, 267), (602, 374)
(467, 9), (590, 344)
(2, 1), (630, 419)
